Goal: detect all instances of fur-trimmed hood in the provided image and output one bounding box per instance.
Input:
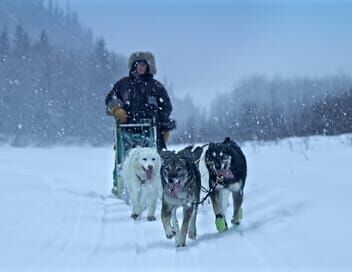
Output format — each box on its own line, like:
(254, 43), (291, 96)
(128, 51), (157, 75)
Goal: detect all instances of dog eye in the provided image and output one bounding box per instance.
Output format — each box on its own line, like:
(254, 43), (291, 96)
(152, 158), (156, 161)
(212, 152), (216, 157)
(143, 158), (147, 161)
(220, 152), (223, 157)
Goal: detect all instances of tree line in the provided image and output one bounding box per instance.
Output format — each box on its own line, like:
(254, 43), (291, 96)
(172, 75), (352, 143)
(1, 23), (351, 146)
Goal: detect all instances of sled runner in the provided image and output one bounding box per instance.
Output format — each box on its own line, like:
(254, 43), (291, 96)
(111, 118), (158, 201)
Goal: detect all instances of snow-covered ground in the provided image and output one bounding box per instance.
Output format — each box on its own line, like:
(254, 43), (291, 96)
(1, 135), (352, 272)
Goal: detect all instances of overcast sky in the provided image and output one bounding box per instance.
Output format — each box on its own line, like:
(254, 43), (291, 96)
(59, 0), (352, 107)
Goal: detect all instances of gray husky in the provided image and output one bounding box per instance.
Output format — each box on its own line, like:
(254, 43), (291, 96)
(160, 151), (201, 247)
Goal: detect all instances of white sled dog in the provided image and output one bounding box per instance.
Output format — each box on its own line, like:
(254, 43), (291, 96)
(122, 146), (162, 221)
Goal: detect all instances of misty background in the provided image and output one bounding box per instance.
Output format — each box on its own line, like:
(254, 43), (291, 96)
(0, 0), (352, 146)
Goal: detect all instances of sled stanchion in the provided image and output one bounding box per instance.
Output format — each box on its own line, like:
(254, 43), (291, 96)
(153, 120), (158, 148)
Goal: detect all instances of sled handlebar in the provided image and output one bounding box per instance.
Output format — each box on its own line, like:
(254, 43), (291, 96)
(116, 117), (155, 128)
(118, 122), (154, 128)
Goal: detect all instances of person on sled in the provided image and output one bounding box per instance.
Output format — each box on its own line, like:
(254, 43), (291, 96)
(105, 51), (175, 151)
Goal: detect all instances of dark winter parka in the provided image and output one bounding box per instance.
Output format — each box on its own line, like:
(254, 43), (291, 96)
(105, 52), (174, 150)
(105, 73), (172, 125)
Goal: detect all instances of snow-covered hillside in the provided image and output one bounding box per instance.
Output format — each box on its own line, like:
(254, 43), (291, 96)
(1, 135), (352, 272)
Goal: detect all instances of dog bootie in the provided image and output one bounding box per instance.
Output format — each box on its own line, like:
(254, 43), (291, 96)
(231, 207), (243, 225)
(215, 214), (228, 232)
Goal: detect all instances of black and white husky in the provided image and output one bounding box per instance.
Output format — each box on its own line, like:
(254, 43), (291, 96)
(180, 137), (247, 232)
(160, 151), (201, 247)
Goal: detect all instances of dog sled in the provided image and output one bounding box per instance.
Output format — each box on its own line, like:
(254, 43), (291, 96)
(111, 117), (158, 201)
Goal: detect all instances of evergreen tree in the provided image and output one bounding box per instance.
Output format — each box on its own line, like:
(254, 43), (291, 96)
(0, 26), (10, 58)
(13, 23), (31, 57)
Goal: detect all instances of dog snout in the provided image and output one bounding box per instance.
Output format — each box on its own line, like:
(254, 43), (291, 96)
(167, 177), (174, 184)
(215, 162), (222, 170)
(148, 165), (153, 170)
(167, 176), (180, 184)
(172, 178), (180, 184)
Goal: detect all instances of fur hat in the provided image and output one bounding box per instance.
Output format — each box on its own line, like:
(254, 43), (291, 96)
(128, 51), (157, 75)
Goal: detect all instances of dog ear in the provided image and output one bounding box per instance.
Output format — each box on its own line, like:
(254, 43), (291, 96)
(192, 146), (203, 161)
(223, 137), (231, 144)
(130, 147), (140, 169)
(184, 157), (192, 173)
(160, 150), (175, 160)
(206, 143), (215, 157)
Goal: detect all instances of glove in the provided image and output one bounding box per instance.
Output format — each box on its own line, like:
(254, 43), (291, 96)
(162, 131), (170, 143)
(111, 107), (128, 123)
(160, 119), (176, 131)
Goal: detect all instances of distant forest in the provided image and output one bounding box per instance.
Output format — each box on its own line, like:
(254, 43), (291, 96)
(1, 0), (351, 146)
(176, 75), (352, 143)
(0, 0), (127, 145)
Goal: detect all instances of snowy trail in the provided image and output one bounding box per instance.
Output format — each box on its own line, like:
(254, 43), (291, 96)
(1, 135), (352, 271)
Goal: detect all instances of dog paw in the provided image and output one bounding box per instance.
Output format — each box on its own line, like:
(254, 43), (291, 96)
(131, 213), (140, 220)
(188, 230), (197, 240)
(165, 229), (176, 239)
(176, 242), (186, 247)
(147, 215), (156, 221)
(231, 207), (243, 225)
(231, 217), (241, 225)
(215, 215), (228, 232)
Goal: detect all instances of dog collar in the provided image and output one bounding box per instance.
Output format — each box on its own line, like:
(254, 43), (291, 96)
(136, 174), (146, 184)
